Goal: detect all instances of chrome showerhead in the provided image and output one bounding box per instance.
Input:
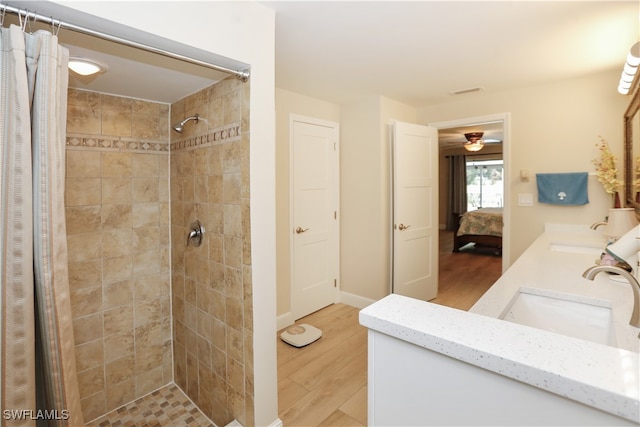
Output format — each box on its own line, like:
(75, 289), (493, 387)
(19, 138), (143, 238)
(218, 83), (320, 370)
(172, 113), (200, 133)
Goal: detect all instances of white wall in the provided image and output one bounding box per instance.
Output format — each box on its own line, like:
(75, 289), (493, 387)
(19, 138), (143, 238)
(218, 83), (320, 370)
(418, 70), (627, 262)
(49, 1), (278, 424)
(275, 88), (341, 317)
(341, 96), (416, 302)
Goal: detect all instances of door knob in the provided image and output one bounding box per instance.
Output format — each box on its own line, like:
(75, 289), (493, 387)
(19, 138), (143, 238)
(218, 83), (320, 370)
(398, 223), (411, 231)
(295, 226), (310, 234)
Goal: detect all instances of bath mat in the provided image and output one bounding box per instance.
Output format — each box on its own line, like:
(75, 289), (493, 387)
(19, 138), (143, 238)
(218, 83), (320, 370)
(280, 323), (322, 347)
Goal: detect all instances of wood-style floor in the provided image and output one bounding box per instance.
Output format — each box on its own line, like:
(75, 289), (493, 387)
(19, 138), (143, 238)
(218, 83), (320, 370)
(432, 230), (503, 311)
(277, 230), (502, 426)
(277, 304), (367, 426)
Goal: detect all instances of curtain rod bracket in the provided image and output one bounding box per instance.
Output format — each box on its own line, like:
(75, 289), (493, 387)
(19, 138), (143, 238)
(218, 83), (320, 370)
(237, 69), (250, 82)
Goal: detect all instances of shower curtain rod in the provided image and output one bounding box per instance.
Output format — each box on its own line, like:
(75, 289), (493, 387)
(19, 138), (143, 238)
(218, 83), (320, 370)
(0, 3), (250, 82)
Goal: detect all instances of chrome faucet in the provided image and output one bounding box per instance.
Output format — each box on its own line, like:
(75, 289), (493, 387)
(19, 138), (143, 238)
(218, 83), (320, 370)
(582, 265), (640, 331)
(186, 219), (205, 247)
(590, 220), (607, 230)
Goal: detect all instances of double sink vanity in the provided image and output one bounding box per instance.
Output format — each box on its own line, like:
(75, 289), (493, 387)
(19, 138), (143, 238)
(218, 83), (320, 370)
(360, 224), (640, 426)
(474, 223), (639, 353)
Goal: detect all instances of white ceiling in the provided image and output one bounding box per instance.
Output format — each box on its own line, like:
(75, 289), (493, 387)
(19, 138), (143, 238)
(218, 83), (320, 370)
(265, 1), (638, 106)
(265, 1), (638, 147)
(4, 2), (638, 114)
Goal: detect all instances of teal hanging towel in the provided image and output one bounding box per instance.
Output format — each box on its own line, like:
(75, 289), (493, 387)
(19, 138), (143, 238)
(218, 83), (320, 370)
(536, 172), (589, 205)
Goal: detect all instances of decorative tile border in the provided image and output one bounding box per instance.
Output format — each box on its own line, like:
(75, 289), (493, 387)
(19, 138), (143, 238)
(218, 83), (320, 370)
(170, 121), (242, 152)
(66, 121), (241, 154)
(66, 135), (169, 153)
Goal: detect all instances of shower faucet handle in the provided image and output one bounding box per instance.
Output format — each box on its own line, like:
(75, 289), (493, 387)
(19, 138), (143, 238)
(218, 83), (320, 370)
(186, 220), (205, 247)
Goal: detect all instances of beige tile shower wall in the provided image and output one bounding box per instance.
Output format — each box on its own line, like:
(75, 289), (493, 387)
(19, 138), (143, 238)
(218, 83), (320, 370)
(65, 89), (172, 422)
(170, 77), (253, 427)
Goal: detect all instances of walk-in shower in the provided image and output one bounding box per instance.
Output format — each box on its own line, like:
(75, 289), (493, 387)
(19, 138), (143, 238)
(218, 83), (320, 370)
(1, 2), (253, 425)
(172, 113), (200, 133)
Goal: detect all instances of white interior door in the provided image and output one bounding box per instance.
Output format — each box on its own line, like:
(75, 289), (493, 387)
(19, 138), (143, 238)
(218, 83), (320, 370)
(392, 121), (438, 301)
(290, 115), (340, 320)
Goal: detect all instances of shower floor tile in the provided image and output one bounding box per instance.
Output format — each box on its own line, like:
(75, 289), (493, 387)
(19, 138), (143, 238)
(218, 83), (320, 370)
(86, 383), (214, 427)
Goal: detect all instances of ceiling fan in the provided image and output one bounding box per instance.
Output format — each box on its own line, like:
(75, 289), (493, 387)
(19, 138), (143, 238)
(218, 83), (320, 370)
(438, 124), (503, 151)
(460, 131), (502, 152)
(463, 132), (485, 152)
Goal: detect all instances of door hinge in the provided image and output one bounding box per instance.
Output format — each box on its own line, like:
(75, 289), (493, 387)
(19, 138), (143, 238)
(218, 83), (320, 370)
(334, 142), (337, 151)
(334, 279), (337, 287)
(334, 211), (337, 219)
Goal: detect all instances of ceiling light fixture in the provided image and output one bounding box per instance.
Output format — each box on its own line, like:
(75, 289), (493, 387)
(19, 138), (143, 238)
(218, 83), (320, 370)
(68, 58), (106, 76)
(618, 42), (640, 95)
(463, 132), (485, 152)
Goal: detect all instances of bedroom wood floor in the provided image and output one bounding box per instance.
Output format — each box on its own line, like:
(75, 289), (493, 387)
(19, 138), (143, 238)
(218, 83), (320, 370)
(432, 229), (503, 310)
(277, 230), (502, 426)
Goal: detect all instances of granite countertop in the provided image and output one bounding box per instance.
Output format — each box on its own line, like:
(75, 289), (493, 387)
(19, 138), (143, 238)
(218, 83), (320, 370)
(359, 224), (640, 424)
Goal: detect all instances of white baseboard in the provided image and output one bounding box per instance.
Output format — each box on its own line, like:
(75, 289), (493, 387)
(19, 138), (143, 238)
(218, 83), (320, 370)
(276, 312), (295, 331)
(339, 291), (376, 309)
(225, 419), (282, 427)
(277, 292), (376, 331)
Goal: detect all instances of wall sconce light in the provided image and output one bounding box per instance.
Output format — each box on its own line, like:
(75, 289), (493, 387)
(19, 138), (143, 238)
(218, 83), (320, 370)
(463, 132), (485, 152)
(617, 42), (640, 95)
(68, 57), (106, 76)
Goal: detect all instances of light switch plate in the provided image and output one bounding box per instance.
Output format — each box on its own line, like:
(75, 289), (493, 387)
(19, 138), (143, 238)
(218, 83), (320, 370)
(518, 193), (533, 206)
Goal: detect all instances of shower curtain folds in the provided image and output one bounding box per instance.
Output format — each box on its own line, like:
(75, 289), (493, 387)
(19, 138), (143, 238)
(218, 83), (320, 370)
(0, 24), (83, 426)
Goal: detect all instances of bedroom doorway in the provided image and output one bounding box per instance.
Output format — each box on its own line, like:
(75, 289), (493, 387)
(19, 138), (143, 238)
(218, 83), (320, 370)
(429, 113), (510, 273)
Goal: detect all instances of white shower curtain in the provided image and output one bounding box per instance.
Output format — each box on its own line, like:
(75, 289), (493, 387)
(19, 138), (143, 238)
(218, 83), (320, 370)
(0, 25), (83, 426)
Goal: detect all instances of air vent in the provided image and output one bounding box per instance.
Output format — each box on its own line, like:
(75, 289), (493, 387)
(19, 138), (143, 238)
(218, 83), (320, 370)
(449, 87), (484, 96)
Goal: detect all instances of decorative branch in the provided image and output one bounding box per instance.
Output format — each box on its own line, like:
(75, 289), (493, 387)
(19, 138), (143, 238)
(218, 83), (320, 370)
(592, 137), (622, 195)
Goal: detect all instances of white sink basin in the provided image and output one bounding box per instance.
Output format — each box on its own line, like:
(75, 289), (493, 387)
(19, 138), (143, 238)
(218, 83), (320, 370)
(500, 288), (616, 347)
(549, 242), (603, 255)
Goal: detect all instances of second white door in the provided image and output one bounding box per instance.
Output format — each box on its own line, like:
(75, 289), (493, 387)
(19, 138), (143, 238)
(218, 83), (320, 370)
(392, 121), (438, 301)
(290, 115), (340, 320)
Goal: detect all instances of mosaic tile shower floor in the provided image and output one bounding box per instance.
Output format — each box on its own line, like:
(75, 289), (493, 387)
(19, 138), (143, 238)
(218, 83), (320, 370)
(86, 384), (214, 427)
